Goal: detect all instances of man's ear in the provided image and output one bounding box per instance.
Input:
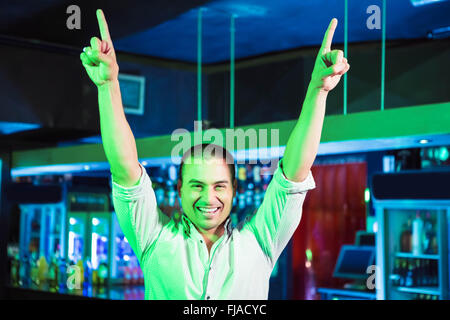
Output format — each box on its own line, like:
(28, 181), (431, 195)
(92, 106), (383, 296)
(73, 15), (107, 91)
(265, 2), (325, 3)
(177, 179), (182, 198)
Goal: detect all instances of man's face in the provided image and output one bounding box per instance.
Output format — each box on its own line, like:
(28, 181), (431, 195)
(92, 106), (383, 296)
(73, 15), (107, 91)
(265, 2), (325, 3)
(177, 156), (236, 233)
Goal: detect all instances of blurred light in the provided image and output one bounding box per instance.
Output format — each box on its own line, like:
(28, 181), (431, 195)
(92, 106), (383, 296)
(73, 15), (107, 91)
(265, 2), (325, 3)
(438, 147), (449, 161)
(92, 233), (98, 269)
(92, 218), (100, 226)
(69, 217), (77, 225)
(124, 255), (130, 262)
(68, 231), (75, 261)
(142, 161), (148, 166)
(83, 165), (90, 171)
(124, 237), (128, 243)
(427, 26), (450, 39)
(305, 261), (311, 268)
(410, 0), (447, 6)
(373, 221), (378, 233)
(365, 188), (370, 203)
(419, 139), (430, 144)
(101, 236), (108, 242)
(306, 248), (313, 262)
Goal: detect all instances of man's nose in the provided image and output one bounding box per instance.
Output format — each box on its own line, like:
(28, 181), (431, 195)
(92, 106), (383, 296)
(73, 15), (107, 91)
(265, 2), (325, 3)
(201, 187), (218, 202)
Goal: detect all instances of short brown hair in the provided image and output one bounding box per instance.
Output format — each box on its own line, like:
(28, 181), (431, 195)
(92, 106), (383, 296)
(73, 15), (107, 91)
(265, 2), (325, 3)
(178, 143), (236, 185)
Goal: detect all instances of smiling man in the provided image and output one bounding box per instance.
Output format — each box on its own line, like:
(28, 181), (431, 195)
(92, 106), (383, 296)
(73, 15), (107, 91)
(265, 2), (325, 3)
(80, 9), (349, 299)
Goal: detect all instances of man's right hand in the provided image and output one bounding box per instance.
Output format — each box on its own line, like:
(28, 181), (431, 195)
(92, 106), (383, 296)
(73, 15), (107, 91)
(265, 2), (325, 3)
(80, 9), (119, 88)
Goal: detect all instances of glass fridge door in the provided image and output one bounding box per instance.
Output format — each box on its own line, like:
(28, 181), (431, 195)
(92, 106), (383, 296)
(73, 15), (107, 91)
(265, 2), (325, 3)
(67, 212), (88, 264)
(384, 207), (445, 300)
(90, 213), (111, 280)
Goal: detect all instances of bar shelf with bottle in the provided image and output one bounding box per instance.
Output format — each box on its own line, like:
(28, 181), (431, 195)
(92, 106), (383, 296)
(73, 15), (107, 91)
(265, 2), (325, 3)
(375, 201), (449, 300)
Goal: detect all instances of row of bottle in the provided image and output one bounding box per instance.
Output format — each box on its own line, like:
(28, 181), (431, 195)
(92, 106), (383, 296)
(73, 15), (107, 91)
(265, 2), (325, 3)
(412, 293), (439, 300)
(391, 258), (439, 288)
(399, 211), (438, 255)
(10, 251), (110, 290)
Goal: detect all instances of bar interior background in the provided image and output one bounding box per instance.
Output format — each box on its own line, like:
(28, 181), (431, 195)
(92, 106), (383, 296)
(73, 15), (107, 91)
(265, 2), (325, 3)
(0, 0), (450, 300)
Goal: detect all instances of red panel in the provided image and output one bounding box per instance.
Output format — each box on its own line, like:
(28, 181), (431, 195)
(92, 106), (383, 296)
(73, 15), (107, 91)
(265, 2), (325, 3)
(291, 161), (367, 299)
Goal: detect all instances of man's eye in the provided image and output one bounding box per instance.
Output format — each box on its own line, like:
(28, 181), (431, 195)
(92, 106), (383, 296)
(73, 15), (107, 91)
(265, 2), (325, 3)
(216, 185), (225, 189)
(192, 184), (202, 189)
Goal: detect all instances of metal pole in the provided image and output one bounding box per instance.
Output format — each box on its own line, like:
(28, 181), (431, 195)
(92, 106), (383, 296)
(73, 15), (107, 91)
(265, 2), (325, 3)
(344, 0), (348, 115)
(197, 8), (203, 132)
(230, 15), (236, 129)
(381, 0), (386, 111)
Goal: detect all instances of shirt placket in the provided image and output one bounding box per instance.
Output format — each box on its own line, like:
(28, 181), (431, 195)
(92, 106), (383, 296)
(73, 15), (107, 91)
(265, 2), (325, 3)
(202, 236), (225, 300)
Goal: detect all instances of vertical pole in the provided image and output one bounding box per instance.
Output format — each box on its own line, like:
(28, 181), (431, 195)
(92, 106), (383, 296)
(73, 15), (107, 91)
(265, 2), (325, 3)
(381, 0), (386, 111)
(197, 8), (203, 133)
(230, 15), (236, 129)
(344, 0), (348, 115)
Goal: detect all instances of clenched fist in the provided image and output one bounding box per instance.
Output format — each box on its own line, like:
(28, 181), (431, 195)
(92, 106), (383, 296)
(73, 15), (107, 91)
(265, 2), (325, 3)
(80, 9), (119, 88)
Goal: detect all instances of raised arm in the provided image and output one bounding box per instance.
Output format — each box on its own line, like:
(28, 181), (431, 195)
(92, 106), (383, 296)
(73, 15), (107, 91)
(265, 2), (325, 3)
(283, 18), (350, 182)
(80, 9), (141, 187)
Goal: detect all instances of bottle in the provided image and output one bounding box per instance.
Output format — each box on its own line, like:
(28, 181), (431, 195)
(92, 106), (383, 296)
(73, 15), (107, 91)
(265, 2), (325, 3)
(412, 211), (424, 255)
(405, 260), (414, 287)
(47, 254), (59, 291)
(414, 259), (422, 287)
(391, 259), (401, 286)
(400, 220), (412, 252)
(10, 253), (20, 287)
(29, 252), (39, 287)
(401, 259), (409, 287)
(37, 255), (49, 288)
(76, 259), (84, 287)
(20, 253), (31, 287)
(423, 212), (433, 254)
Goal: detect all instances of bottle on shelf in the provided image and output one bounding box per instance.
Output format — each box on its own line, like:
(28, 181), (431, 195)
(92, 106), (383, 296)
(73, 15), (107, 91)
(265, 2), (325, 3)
(405, 259), (414, 287)
(47, 253), (60, 291)
(10, 253), (20, 287)
(412, 211), (424, 255)
(400, 219), (412, 252)
(391, 258), (401, 286)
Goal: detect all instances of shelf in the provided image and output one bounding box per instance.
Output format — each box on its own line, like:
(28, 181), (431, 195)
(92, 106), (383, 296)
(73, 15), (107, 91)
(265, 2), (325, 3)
(395, 286), (440, 295)
(395, 252), (439, 260)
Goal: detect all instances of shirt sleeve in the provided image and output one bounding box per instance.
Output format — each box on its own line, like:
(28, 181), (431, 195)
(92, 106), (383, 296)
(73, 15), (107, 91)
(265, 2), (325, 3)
(244, 158), (316, 265)
(111, 163), (170, 262)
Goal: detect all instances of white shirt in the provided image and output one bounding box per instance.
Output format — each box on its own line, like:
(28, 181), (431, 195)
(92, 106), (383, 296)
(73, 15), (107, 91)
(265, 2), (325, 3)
(111, 158), (316, 300)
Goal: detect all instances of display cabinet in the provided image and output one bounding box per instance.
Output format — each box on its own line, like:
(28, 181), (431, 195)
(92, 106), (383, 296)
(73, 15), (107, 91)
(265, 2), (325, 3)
(375, 200), (449, 300)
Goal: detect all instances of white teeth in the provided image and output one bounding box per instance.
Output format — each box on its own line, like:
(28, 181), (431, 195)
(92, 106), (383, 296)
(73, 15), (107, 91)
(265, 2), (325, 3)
(197, 207), (220, 213)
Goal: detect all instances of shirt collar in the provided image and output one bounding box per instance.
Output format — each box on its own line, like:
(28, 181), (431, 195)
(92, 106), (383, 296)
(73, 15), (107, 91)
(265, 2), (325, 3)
(181, 213), (233, 238)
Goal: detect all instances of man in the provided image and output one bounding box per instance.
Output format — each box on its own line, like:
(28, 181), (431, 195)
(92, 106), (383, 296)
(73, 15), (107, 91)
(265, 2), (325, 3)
(80, 9), (349, 299)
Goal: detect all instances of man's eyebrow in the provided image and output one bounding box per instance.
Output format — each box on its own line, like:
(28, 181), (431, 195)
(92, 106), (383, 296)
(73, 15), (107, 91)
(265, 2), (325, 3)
(188, 179), (229, 184)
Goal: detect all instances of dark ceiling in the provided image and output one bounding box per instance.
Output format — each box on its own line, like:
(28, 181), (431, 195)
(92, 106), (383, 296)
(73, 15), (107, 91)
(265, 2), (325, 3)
(2, 0), (450, 63)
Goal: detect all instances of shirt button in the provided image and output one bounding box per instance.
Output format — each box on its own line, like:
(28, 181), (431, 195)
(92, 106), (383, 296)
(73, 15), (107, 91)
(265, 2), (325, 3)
(206, 296), (210, 300)
(200, 240), (203, 243)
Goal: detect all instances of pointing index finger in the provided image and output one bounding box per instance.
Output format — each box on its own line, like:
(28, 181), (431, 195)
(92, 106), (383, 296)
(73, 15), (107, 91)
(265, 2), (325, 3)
(321, 18), (338, 52)
(96, 9), (112, 43)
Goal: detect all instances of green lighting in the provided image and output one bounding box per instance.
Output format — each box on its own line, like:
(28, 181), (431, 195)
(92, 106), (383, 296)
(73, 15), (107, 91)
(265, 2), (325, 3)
(364, 188), (370, 203)
(306, 248), (313, 262)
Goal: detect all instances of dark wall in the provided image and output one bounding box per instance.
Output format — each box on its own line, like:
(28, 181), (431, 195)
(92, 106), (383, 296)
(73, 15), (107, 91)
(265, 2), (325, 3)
(0, 44), (97, 131)
(0, 43), (202, 139)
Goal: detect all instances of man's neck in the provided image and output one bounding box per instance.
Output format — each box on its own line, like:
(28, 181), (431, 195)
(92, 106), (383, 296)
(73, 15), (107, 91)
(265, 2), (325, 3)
(198, 224), (225, 253)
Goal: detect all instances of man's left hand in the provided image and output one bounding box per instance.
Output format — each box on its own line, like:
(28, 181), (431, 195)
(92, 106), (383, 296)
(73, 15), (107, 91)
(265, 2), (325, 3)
(310, 18), (350, 92)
